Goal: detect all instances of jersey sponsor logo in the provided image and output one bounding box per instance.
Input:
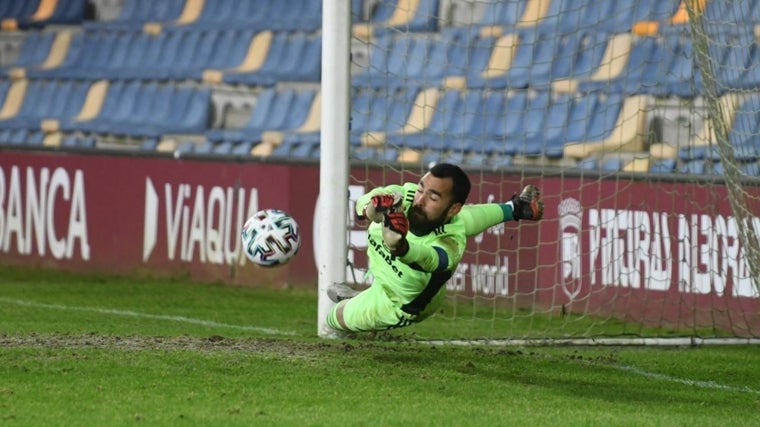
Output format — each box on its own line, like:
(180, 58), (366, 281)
(368, 235), (403, 278)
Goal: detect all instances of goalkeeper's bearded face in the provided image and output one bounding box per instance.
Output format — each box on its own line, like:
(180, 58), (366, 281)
(408, 174), (462, 234)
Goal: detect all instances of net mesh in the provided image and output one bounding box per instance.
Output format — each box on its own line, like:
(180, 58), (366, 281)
(344, 0), (760, 341)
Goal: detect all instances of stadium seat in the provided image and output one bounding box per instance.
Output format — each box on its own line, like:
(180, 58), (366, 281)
(349, 86), (419, 146)
(85, 0), (186, 30)
(353, 0), (439, 39)
(360, 86), (439, 149)
(206, 88), (316, 147)
(220, 32), (321, 86)
(0, 79), (89, 131)
(0, 31), (56, 77)
(462, 31), (518, 89)
(351, 145), (400, 162)
(564, 94), (645, 159)
(476, 0), (528, 27)
(649, 158), (677, 173)
(503, 91), (551, 156)
(1, 0), (88, 30)
(401, 89), (460, 150)
(59, 80), (210, 138)
(472, 27), (610, 90)
(680, 159), (707, 174)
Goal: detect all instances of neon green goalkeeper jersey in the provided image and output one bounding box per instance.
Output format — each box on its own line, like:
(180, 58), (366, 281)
(357, 183), (514, 316)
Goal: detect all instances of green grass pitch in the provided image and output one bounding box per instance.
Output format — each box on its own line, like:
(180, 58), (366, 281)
(1, 265), (759, 426)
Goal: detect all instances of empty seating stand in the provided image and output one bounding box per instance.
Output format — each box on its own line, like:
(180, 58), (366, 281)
(0, 0), (88, 31)
(55, 80), (211, 138)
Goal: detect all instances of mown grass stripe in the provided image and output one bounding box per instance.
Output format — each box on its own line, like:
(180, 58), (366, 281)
(0, 297), (296, 336)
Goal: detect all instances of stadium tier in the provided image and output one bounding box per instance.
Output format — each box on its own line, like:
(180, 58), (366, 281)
(0, 0), (760, 175)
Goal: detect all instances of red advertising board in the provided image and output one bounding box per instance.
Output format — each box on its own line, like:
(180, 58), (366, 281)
(0, 151), (319, 286)
(1, 150), (758, 334)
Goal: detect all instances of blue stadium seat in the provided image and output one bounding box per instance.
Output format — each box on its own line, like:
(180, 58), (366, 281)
(61, 81), (210, 138)
(460, 90), (506, 151)
(61, 134), (96, 148)
(487, 29), (561, 89)
(267, 0), (322, 32)
(351, 146), (400, 162)
(577, 33), (704, 97)
(367, 0), (439, 36)
(650, 159), (677, 173)
(680, 160), (707, 174)
(14, 0), (88, 29)
(537, 0), (680, 33)
(477, 0), (528, 27)
(461, 31), (502, 87)
(354, 31), (471, 88)
(206, 89), (316, 145)
(223, 32), (321, 86)
(84, 0), (185, 29)
(0, 31), (56, 75)
(349, 86), (418, 146)
(504, 91), (551, 155)
(550, 31), (609, 82)
(601, 156), (625, 171)
(385, 89), (460, 150)
(388, 89), (490, 153)
(704, 0), (760, 25)
(0, 1), (40, 21)
(544, 93), (599, 153)
(0, 79), (89, 130)
(28, 28), (262, 81)
(584, 93), (624, 141)
(0, 79), (12, 104)
(619, 0), (682, 29)
(575, 156), (600, 170)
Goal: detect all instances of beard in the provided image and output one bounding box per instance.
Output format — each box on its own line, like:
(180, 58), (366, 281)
(408, 205), (447, 235)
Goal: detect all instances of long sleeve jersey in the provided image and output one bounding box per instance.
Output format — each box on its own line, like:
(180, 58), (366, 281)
(356, 183), (516, 315)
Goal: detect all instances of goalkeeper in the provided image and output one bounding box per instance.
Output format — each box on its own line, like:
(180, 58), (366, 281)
(326, 163), (544, 333)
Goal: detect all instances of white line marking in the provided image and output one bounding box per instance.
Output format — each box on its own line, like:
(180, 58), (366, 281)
(0, 297), (296, 336)
(613, 364), (760, 395)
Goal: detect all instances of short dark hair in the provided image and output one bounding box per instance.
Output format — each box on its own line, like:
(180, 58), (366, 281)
(429, 163), (470, 204)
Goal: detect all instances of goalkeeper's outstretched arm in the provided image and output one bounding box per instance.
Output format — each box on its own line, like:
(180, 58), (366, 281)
(460, 185), (544, 237)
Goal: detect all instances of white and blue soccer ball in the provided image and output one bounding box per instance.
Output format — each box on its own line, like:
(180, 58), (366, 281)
(241, 209), (301, 267)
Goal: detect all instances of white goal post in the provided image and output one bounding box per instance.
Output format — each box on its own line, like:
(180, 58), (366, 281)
(317, 0), (351, 338)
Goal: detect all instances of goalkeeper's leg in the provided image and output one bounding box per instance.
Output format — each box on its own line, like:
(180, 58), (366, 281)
(326, 284), (415, 332)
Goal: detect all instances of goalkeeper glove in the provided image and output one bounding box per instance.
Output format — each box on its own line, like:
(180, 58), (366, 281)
(364, 191), (403, 223)
(511, 185), (544, 221)
(382, 211), (409, 256)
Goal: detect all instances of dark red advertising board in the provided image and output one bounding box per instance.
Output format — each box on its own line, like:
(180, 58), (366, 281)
(1, 150), (758, 334)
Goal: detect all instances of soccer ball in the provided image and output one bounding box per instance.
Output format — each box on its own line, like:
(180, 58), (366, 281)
(241, 209), (301, 267)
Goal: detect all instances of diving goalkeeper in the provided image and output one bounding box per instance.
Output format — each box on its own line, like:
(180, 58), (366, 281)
(326, 163), (544, 333)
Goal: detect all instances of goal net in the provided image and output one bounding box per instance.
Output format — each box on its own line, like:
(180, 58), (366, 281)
(330, 0), (760, 343)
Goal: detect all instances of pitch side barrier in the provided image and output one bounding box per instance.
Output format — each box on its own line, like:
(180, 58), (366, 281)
(0, 148), (758, 334)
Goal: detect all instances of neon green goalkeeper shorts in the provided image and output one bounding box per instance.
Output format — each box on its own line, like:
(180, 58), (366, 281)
(326, 283), (416, 332)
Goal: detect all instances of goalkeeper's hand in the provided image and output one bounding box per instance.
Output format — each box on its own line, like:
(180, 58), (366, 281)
(511, 185), (544, 221)
(382, 211), (409, 256)
(364, 191), (403, 223)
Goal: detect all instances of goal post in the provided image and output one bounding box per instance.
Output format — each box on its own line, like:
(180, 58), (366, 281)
(317, 0), (351, 338)
(318, 0), (760, 342)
